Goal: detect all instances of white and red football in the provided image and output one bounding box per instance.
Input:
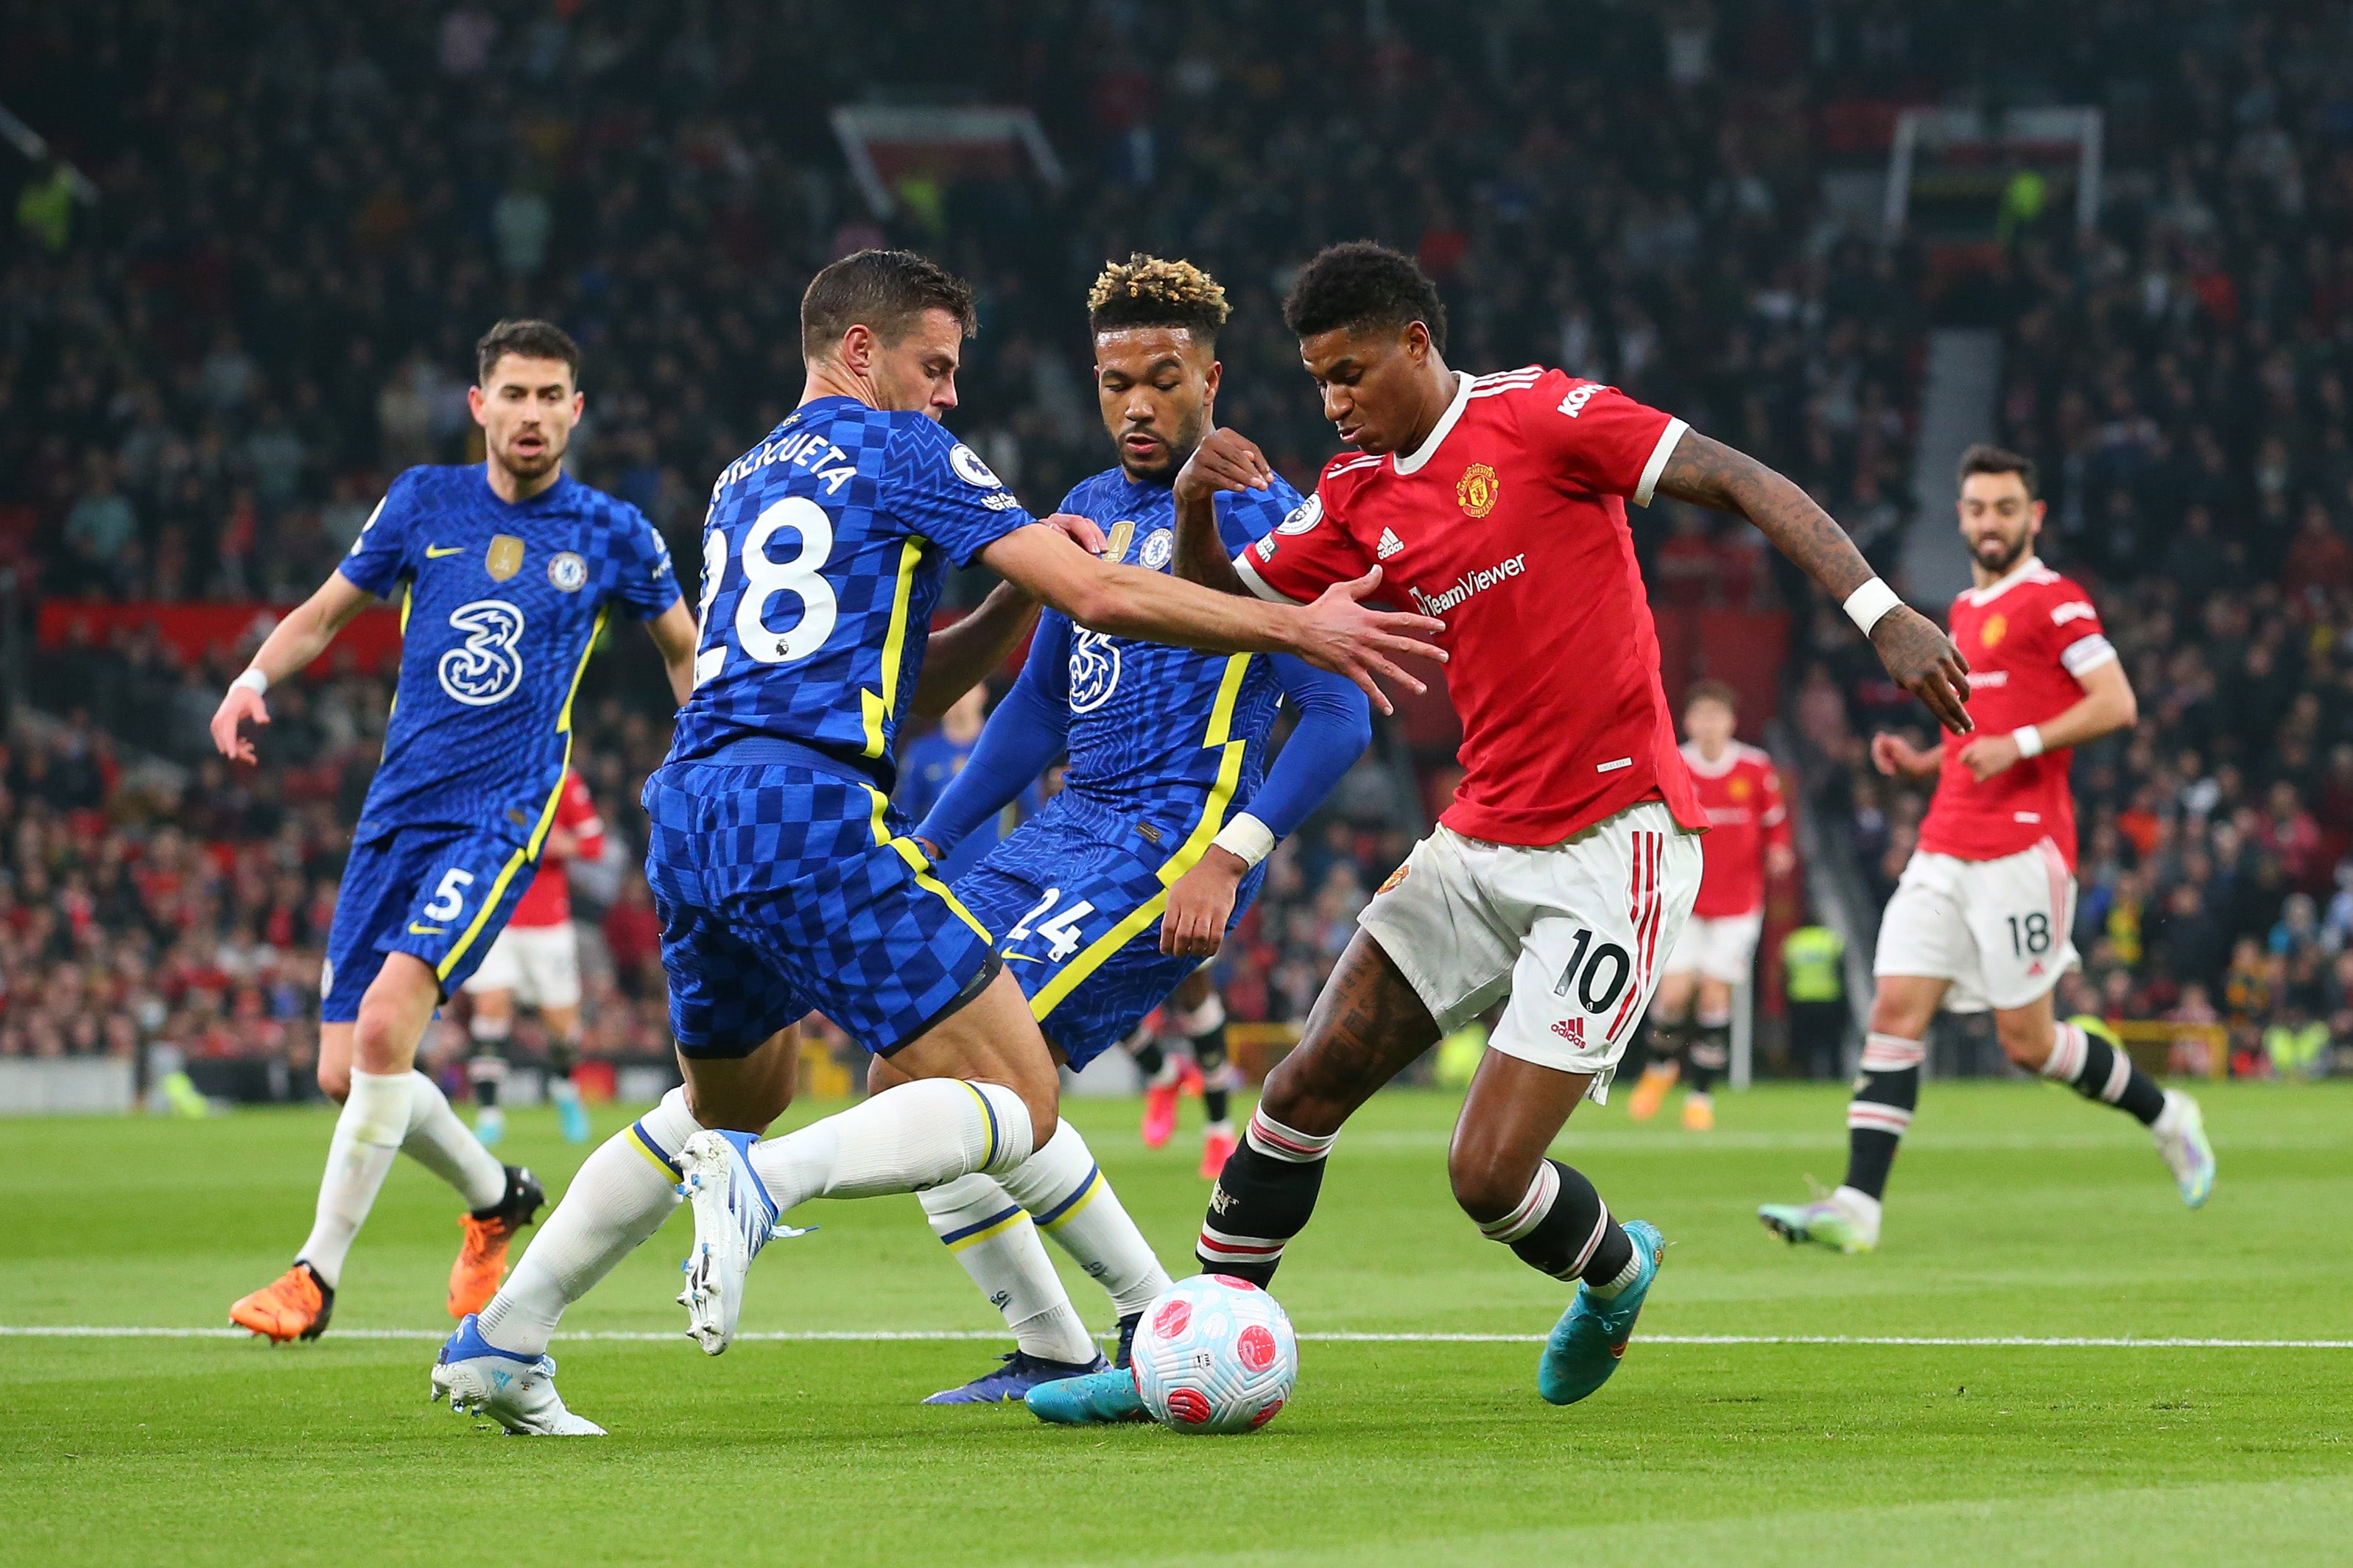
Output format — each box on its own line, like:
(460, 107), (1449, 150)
(1129, 1273), (1299, 1435)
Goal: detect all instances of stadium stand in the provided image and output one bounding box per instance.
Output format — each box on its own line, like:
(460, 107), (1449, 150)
(1, 1), (2346, 1080)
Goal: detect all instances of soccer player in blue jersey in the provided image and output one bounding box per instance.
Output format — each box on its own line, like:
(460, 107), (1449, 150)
(897, 255), (1374, 1407)
(218, 320), (700, 1345)
(435, 250), (1442, 1433)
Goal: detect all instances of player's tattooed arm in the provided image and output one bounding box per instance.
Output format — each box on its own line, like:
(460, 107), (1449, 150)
(1170, 428), (1275, 598)
(1653, 429), (1974, 736)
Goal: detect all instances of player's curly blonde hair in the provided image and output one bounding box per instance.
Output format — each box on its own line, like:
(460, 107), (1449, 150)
(1086, 253), (1230, 340)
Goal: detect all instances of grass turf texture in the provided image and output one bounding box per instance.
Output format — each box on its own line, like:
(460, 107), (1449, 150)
(4, 1081), (2349, 1567)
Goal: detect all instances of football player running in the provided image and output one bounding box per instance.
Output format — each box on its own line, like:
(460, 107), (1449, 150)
(1624, 681), (1793, 1131)
(1038, 242), (1971, 1420)
(434, 250), (1442, 1433)
(219, 321), (698, 1344)
(895, 255), (1372, 1408)
(1760, 446), (2211, 1255)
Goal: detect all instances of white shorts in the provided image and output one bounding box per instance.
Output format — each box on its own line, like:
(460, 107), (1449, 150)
(1357, 802), (1701, 1097)
(1662, 910), (1764, 986)
(1872, 841), (2078, 1013)
(460, 921), (583, 1010)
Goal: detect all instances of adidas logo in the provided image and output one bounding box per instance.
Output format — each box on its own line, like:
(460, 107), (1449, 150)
(1376, 528), (1404, 560)
(1550, 1017), (1585, 1045)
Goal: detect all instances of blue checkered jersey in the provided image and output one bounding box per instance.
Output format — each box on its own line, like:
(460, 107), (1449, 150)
(338, 465), (680, 840)
(666, 398), (1035, 779)
(1039, 467), (1307, 837)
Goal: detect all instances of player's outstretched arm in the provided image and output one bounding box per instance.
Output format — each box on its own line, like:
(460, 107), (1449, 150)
(645, 598), (699, 707)
(912, 513), (1104, 717)
(977, 524), (1443, 716)
(1954, 655), (2137, 781)
(208, 571), (376, 763)
(1653, 429), (1974, 736)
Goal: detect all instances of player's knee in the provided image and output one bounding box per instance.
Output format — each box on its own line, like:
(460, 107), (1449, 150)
(1994, 1016), (2053, 1071)
(316, 1062), (351, 1103)
(1447, 1142), (1537, 1226)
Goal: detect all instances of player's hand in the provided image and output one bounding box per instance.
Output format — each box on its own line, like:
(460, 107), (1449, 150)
(910, 834), (946, 865)
(1291, 566), (1447, 716)
(1868, 605), (1973, 735)
(1767, 843), (1797, 878)
(1870, 731), (1941, 780)
(210, 683), (270, 764)
(1040, 512), (1108, 555)
(1955, 732), (2025, 782)
(1161, 846), (1246, 957)
(1174, 428), (1274, 503)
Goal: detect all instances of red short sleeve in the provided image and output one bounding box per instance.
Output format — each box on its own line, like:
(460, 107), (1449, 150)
(1521, 370), (1688, 506)
(1232, 487), (1374, 605)
(2043, 587), (2115, 681)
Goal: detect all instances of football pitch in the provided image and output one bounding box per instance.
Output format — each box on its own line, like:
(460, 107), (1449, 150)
(4, 1082), (2349, 1567)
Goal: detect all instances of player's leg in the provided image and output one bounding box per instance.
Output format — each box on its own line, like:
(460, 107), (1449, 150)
(463, 980), (516, 1147)
(1991, 991), (2213, 1206)
(1171, 968), (1240, 1176)
(1683, 917), (1757, 1131)
(1628, 963), (1696, 1122)
(527, 922), (594, 1142)
(1133, 1018), (1181, 1148)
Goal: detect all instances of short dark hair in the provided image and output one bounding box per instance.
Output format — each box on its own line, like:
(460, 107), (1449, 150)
(1281, 242), (1447, 353)
(1958, 443), (2039, 499)
(801, 249), (977, 362)
(1686, 678), (1740, 714)
(1087, 253), (1230, 342)
(476, 320), (581, 387)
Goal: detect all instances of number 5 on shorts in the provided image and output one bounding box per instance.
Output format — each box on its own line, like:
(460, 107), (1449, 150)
(424, 868), (476, 923)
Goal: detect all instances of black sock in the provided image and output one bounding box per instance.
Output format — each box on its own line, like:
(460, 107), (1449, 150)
(1645, 1016), (1687, 1075)
(468, 1052), (503, 1109)
(1129, 1036), (1167, 1080)
(546, 1037), (578, 1083)
(1687, 1022), (1729, 1095)
(1197, 1108), (1333, 1287)
(2053, 1024), (2166, 1126)
(1477, 1159), (1633, 1285)
(1841, 1033), (1923, 1201)
(1193, 1025), (1232, 1125)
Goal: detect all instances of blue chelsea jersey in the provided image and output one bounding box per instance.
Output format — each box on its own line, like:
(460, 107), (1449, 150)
(340, 465), (680, 841)
(1039, 468), (1307, 833)
(666, 398), (1034, 778)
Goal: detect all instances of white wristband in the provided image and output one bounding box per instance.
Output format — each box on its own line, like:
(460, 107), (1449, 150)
(1209, 813), (1276, 870)
(2011, 725), (2044, 759)
(1841, 577), (1904, 637)
(231, 668), (270, 697)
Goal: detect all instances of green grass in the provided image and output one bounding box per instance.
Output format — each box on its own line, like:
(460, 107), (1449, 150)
(4, 1081), (2350, 1566)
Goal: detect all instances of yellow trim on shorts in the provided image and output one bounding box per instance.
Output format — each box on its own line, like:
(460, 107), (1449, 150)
(435, 606), (609, 982)
(859, 537), (928, 758)
(862, 784), (993, 943)
(1028, 653), (1252, 1021)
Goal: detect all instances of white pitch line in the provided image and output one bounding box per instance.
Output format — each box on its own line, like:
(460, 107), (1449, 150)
(3, 1326), (2349, 1349)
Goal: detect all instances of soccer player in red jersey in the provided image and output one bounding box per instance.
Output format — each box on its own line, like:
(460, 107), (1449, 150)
(1150, 243), (1969, 1408)
(1625, 681), (1793, 1131)
(462, 767), (605, 1150)
(1760, 446), (2214, 1256)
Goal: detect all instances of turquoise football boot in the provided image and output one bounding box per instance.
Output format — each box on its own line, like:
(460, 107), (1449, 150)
(1536, 1219), (1664, 1406)
(1025, 1365), (1150, 1424)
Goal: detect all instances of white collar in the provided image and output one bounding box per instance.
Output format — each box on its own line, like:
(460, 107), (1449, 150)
(1391, 372), (1474, 477)
(1964, 555), (2047, 606)
(1681, 740), (1741, 778)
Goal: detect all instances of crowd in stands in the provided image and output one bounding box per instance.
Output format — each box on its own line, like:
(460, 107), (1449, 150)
(4, 1), (2349, 1077)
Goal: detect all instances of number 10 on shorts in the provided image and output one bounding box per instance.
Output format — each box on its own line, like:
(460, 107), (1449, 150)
(1552, 927), (1632, 1014)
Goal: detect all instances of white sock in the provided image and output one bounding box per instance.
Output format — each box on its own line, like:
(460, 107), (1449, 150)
(295, 1068), (413, 1290)
(400, 1071), (508, 1210)
(1832, 1184), (1884, 1234)
(745, 1079), (1035, 1209)
(920, 1174), (1097, 1364)
(1000, 1122), (1171, 1319)
(1586, 1243), (1645, 1298)
(476, 1087), (701, 1357)
(549, 1076), (583, 1108)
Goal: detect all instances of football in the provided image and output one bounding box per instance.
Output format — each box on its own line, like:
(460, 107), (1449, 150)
(1130, 1273), (1300, 1435)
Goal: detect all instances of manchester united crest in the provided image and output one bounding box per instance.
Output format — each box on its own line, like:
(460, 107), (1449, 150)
(1457, 463), (1500, 518)
(1980, 613), (2008, 650)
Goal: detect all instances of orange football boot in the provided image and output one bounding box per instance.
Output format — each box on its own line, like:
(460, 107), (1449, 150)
(447, 1164), (546, 1319)
(1198, 1125), (1238, 1181)
(1625, 1061), (1679, 1122)
(230, 1262), (333, 1343)
(1681, 1093), (1716, 1132)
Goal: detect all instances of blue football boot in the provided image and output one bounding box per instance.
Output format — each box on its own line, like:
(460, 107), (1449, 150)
(1536, 1219), (1664, 1406)
(924, 1349), (1109, 1405)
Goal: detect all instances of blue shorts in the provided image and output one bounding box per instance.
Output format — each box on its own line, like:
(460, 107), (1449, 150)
(954, 795), (1265, 1070)
(322, 824), (541, 1022)
(642, 745), (1001, 1059)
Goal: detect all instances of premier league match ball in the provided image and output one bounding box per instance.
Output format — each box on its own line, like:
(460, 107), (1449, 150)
(1130, 1274), (1299, 1435)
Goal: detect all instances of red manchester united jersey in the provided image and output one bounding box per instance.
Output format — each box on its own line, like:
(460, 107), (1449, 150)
(510, 769), (605, 928)
(1236, 367), (1706, 846)
(1681, 740), (1790, 918)
(1918, 558), (2113, 870)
